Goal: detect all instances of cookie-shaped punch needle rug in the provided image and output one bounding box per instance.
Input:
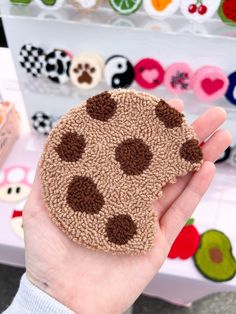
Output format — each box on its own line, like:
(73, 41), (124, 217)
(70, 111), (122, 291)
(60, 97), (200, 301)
(40, 89), (203, 254)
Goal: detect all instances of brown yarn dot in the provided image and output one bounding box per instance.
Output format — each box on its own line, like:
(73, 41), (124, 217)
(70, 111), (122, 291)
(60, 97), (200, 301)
(115, 138), (153, 175)
(155, 99), (183, 128)
(86, 91), (117, 122)
(67, 176), (104, 214)
(180, 139), (203, 164)
(55, 132), (86, 162)
(106, 214), (137, 245)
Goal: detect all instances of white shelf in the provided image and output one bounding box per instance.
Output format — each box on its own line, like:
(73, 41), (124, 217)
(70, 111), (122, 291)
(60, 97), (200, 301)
(1, 0), (236, 41)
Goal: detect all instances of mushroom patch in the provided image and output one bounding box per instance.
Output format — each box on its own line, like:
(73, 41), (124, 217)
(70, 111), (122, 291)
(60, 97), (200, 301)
(40, 89), (203, 254)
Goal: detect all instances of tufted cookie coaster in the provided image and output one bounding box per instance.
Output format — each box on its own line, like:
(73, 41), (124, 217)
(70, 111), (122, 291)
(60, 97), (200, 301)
(40, 89), (203, 254)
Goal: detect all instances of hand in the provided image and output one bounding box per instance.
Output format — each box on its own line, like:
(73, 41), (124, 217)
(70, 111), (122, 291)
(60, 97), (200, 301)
(23, 100), (231, 314)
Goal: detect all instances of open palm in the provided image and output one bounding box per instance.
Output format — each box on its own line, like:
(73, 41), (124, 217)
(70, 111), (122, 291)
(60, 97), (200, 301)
(23, 100), (231, 314)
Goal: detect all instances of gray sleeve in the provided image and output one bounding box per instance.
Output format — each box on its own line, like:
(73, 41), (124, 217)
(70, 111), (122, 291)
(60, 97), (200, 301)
(2, 273), (75, 314)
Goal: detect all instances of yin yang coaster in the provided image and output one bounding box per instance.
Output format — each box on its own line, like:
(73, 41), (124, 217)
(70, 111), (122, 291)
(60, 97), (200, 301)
(144, 0), (180, 19)
(104, 55), (135, 88)
(34, 0), (65, 10)
(19, 44), (45, 78)
(40, 89), (203, 254)
(69, 53), (104, 89)
(181, 0), (221, 22)
(42, 49), (71, 84)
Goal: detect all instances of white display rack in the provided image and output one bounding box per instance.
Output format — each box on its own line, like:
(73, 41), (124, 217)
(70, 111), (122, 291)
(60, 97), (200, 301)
(1, 1), (236, 40)
(1, 1), (236, 128)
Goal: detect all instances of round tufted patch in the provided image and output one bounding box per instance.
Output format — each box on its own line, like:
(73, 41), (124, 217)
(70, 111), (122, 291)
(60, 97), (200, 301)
(155, 100), (183, 129)
(67, 176), (105, 214)
(40, 89), (203, 255)
(55, 132), (86, 162)
(106, 214), (137, 245)
(86, 91), (117, 121)
(115, 138), (153, 175)
(180, 139), (203, 164)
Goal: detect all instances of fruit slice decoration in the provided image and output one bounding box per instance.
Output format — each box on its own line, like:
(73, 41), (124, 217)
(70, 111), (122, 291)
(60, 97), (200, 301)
(218, 0), (236, 26)
(109, 0), (143, 15)
(168, 218), (200, 259)
(194, 230), (236, 282)
(188, 0), (207, 15)
(10, 0), (32, 3)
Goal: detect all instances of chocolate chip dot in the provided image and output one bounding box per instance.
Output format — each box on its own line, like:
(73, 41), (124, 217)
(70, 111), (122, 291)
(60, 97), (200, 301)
(180, 139), (203, 164)
(105, 214), (137, 245)
(115, 138), (153, 175)
(155, 99), (183, 129)
(86, 91), (117, 122)
(67, 176), (104, 214)
(55, 132), (86, 162)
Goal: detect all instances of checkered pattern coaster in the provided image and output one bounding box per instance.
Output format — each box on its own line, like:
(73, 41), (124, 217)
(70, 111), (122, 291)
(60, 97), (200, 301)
(19, 44), (45, 78)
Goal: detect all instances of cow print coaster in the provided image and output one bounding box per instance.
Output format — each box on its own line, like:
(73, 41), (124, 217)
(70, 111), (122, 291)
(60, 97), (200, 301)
(40, 89), (203, 254)
(19, 44), (45, 78)
(42, 49), (71, 84)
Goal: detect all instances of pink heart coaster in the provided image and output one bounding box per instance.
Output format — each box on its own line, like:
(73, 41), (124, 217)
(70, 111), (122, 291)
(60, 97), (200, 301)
(164, 63), (193, 94)
(134, 58), (165, 89)
(193, 66), (229, 102)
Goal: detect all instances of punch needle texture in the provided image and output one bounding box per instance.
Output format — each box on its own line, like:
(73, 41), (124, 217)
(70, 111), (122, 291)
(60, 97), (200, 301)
(40, 89), (203, 254)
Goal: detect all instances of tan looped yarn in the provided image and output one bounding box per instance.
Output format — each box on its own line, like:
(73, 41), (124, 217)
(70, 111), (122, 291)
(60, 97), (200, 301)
(40, 89), (203, 254)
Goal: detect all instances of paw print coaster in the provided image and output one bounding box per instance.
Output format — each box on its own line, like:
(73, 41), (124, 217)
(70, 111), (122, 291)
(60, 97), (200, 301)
(134, 58), (165, 89)
(19, 44), (45, 78)
(218, 0), (236, 26)
(144, 0), (180, 19)
(193, 66), (229, 102)
(164, 63), (193, 94)
(70, 53), (104, 90)
(0, 166), (34, 203)
(40, 89), (203, 254)
(225, 71), (236, 106)
(104, 55), (135, 89)
(11, 210), (24, 239)
(181, 0), (221, 22)
(35, 0), (65, 10)
(42, 49), (71, 84)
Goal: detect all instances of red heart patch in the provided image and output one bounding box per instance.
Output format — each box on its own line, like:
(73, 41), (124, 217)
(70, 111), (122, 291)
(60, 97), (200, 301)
(201, 78), (224, 95)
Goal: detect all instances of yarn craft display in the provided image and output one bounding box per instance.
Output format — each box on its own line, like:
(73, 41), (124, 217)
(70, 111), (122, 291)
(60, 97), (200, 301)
(40, 89), (203, 254)
(19, 44), (234, 104)
(9, 0), (236, 27)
